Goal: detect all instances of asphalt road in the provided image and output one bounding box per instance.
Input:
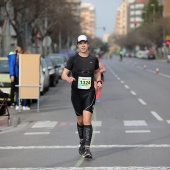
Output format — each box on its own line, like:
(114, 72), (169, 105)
(0, 55), (170, 169)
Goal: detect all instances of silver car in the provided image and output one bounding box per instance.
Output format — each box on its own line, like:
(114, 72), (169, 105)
(40, 57), (50, 95)
(167, 54), (170, 63)
(48, 54), (68, 78)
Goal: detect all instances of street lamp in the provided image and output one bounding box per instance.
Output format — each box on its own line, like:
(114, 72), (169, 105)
(151, 4), (155, 22)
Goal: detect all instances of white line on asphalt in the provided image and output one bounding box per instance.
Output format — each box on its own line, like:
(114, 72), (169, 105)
(125, 130), (151, 133)
(166, 120), (170, 124)
(159, 73), (170, 79)
(75, 131), (100, 134)
(24, 132), (50, 135)
(92, 121), (102, 126)
(124, 85), (129, 89)
(120, 80), (124, 84)
(130, 91), (137, 95)
(0, 167), (170, 170)
(124, 120), (147, 126)
(2, 144), (170, 149)
(138, 98), (147, 105)
(151, 111), (163, 121)
(32, 121), (58, 128)
(147, 69), (155, 74)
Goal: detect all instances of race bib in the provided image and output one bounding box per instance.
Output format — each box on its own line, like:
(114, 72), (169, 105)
(78, 77), (91, 89)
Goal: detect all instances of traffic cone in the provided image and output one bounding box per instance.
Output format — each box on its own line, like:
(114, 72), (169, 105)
(156, 68), (159, 74)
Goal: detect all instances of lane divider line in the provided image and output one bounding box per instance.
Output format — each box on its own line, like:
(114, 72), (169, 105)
(130, 91), (137, 95)
(150, 111), (163, 121)
(138, 98), (147, 105)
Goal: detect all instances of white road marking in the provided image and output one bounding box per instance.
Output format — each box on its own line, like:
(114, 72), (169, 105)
(151, 111), (163, 121)
(32, 121), (58, 128)
(131, 91), (137, 95)
(76, 131), (100, 134)
(124, 120), (147, 126)
(117, 77), (120, 80)
(125, 130), (151, 133)
(159, 73), (170, 79)
(92, 121), (102, 126)
(124, 85), (129, 89)
(166, 120), (170, 124)
(120, 80), (124, 84)
(0, 167), (170, 170)
(2, 144), (170, 150)
(138, 98), (147, 105)
(24, 132), (50, 135)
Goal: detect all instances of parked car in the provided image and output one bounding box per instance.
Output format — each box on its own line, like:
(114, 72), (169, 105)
(136, 50), (148, 59)
(48, 53), (68, 78)
(40, 57), (50, 95)
(0, 57), (11, 102)
(44, 57), (59, 87)
(166, 54), (170, 63)
(48, 53), (68, 64)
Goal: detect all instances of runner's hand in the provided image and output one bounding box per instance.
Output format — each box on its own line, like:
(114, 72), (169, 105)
(67, 77), (76, 83)
(97, 82), (102, 89)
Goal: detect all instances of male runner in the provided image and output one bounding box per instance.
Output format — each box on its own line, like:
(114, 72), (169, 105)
(62, 35), (102, 158)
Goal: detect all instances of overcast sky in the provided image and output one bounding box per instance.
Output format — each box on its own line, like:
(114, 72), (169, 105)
(81, 0), (121, 38)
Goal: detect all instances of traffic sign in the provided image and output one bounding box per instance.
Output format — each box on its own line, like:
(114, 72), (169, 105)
(42, 36), (52, 47)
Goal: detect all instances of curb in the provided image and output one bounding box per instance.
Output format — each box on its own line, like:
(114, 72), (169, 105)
(0, 109), (21, 132)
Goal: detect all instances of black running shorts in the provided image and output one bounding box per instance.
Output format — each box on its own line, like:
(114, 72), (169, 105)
(71, 89), (96, 116)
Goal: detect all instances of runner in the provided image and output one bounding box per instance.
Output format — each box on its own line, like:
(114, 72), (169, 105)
(62, 35), (102, 158)
(94, 57), (106, 102)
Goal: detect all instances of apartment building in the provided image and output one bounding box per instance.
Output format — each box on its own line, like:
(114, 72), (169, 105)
(163, 0), (170, 18)
(114, 0), (129, 37)
(80, 3), (95, 39)
(66, 0), (81, 23)
(128, 0), (147, 32)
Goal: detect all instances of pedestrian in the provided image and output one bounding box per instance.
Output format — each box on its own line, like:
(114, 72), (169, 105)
(7, 46), (30, 110)
(94, 57), (106, 102)
(119, 49), (123, 61)
(7, 46), (21, 108)
(62, 35), (102, 158)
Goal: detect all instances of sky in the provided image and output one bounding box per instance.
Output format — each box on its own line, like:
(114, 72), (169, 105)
(81, 0), (121, 39)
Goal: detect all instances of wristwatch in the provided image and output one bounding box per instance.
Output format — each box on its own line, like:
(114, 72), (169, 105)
(97, 80), (102, 84)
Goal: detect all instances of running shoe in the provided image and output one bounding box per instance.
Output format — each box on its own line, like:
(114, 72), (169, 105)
(23, 106), (30, 110)
(10, 103), (15, 108)
(83, 149), (92, 158)
(79, 143), (85, 155)
(96, 99), (100, 103)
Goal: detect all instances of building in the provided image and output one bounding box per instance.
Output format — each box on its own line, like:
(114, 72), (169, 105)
(80, 3), (95, 38)
(128, 0), (147, 32)
(66, 0), (81, 23)
(163, 0), (170, 18)
(114, 0), (129, 37)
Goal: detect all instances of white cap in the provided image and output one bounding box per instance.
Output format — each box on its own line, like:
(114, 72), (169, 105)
(77, 35), (88, 43)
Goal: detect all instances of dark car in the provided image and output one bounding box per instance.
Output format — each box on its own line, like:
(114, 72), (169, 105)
(44, 57), (59, 87)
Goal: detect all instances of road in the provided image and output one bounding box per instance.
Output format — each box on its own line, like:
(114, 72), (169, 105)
(0, 55), (170, 169)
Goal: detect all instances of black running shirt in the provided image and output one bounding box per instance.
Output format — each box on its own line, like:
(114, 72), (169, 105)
(65, 54), (99, 91)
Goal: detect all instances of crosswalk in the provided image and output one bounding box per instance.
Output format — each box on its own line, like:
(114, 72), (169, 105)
(22, 119), (168, 136)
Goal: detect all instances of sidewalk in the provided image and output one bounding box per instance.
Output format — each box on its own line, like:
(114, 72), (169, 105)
(0, 107), (21, 132)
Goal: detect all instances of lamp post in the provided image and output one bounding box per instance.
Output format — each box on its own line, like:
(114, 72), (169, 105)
(151, 4), (155, 22)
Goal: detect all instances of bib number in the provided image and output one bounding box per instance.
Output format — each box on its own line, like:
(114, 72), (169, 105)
(78, 77), (91, 89)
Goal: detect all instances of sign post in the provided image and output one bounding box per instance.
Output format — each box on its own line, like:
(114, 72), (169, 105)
(18, 54), (41, 112)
